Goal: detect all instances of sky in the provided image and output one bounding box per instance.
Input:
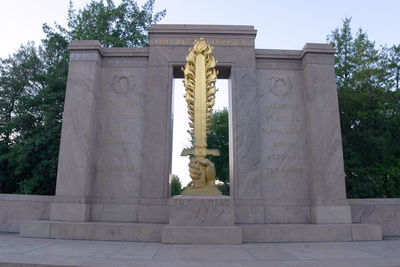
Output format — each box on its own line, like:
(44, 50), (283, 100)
(1, 0), (400, 185)
(1, 0), (400, 58)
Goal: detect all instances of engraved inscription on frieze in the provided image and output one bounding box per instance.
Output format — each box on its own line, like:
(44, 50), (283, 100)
(151, 38), (249, 46)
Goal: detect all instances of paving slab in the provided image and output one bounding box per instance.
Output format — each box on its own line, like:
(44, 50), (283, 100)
(1, 233), (400, 267)
(153, 244), (254, 261)
(279, 242), (379, 260)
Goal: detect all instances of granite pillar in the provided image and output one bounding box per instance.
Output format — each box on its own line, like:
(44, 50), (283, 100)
(301, 43), (351, 223)
(50, 41), (103, 221)
(255, 49), (310, 224)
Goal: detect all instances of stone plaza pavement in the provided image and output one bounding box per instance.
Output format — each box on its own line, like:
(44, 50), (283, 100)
(1, 233), (400, 267)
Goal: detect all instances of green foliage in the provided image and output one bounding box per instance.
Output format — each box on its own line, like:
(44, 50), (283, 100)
(387, 44), (400, 91)
(66, 0), (166, 47)
(207, 108), (229, 195)
(170, 175), (182, 196)
(328, 18), (400, 198)
(217, 183), (229, 196)
(0, 43), (50, 194)
(0, 0), (165, 195)
(207, 108), (229, 183)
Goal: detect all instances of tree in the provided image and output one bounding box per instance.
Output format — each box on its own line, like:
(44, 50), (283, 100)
(66, 0), (165, 47)
(207, 108), (229, 195)
(387, 45), (400, 91)
(170, 174), (182, 196)
(0, 0), (166, 195)
(328, 18), (400, 198)
(207, 108), (229, 182)
(0, 43), (49, 193)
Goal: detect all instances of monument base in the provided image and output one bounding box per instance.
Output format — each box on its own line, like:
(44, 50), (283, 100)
(168, 195), (234, 225)
(181, 185), (221, 196)
(161, 225), (242, 244)
(18, 197), (382, 244)
(161, 195), (242, 243)
(19, 220), (381, 243)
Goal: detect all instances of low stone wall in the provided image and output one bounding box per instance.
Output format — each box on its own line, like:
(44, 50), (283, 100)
(0, 194), (53, 232)
(0, 194), (399, 237)
(349, 198), (400, 237)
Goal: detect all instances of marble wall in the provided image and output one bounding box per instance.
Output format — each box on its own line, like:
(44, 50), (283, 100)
(234, 44), (349, 224)
(255, 53), (309, 223)
(0, 194), (52, 232)
(90, 53), (148, 222)
(50, 42), (151, 222)
(350, 199), (400, 237)
(49, 25), (350, 225)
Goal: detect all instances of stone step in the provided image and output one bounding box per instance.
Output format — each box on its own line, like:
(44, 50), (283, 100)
(241, 223), (382, 243)
(161, 225), (242, 244)
(20, 220), (382, 243)
(20, 220), (165, 242)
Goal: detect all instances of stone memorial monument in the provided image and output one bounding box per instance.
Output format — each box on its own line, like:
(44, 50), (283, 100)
(20, 24), (382, 244)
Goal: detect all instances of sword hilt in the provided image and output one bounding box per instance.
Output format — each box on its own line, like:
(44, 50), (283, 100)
(181, 148), (220, 157)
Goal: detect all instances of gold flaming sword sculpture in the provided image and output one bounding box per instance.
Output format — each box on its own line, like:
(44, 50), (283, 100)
(181, 38), (221, 195)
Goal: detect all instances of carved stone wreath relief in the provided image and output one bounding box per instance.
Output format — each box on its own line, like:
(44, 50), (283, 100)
(111, 74), (136, 95)
(268, 76), (292, 97)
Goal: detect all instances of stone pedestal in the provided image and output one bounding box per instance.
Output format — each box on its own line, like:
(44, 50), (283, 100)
(168, 196), (234, 226)
(161, 196), (242, 244)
